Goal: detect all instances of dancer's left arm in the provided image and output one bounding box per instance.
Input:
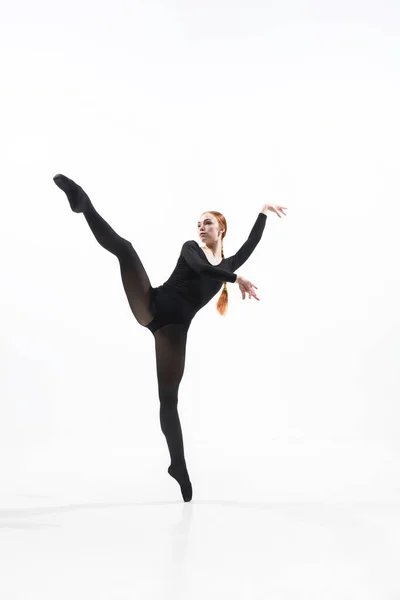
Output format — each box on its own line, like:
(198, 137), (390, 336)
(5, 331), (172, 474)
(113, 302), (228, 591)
(228, 204), (288, 273)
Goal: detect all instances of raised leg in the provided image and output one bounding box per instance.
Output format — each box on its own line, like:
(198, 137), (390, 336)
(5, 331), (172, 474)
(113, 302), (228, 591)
(53, 174), (154, 327)
(153, 323), (192, 502)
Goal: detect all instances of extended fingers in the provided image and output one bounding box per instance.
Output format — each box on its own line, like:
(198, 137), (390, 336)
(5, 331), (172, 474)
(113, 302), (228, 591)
(240, 282), (260, 300)
(271, 205), (288, 217)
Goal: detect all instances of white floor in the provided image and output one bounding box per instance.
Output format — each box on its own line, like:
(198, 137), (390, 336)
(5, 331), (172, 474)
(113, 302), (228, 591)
(1, 447), (399, 599)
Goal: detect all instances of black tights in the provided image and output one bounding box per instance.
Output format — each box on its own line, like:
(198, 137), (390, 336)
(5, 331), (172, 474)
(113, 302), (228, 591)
(82, 200), (190, 485)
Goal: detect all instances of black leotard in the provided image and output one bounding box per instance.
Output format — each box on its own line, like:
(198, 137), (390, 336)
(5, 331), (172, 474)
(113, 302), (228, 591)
(145, 212), (267, 333)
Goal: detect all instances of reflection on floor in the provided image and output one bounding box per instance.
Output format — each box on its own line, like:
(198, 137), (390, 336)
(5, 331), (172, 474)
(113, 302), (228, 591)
(0, 468), (399, 599)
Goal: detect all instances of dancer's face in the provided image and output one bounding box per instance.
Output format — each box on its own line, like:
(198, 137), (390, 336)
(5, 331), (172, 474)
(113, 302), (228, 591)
(197, 213), (224, 243)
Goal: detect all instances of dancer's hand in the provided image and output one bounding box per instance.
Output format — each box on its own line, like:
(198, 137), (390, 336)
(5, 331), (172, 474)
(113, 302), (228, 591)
(236, 275), (260, 301)
(261, 203), (288, 218)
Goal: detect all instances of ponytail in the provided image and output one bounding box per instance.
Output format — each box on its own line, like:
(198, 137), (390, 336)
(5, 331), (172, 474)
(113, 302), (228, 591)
(204, 210), (229, 316)
(216, 242), (229, 316)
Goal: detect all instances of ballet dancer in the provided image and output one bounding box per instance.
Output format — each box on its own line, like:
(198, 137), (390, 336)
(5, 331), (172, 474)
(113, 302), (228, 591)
(53, 174), (287, 502)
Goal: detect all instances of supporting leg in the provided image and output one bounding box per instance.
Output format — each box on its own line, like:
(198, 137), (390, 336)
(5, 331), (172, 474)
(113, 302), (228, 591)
(153, 323), (192, 502)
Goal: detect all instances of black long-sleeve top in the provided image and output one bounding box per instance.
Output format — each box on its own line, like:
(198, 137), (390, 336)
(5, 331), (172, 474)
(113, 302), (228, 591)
(159, 212), (267, 313)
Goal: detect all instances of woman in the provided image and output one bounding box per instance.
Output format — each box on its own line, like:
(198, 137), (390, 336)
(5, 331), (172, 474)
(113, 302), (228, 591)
(53, 174), (287, 502)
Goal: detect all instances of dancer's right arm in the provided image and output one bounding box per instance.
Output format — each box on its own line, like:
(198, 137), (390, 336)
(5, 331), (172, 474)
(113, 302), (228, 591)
(181, 241), (238, 283)
(181, 241), (258, 297)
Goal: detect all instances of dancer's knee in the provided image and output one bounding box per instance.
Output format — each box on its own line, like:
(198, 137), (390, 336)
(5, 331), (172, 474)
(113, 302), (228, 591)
(117, 238), (134, 259)
(158, 388), (178, 407)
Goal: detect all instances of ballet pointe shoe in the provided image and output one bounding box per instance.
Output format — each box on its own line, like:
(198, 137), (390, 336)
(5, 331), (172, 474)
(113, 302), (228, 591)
(168, 464), (193, 502)
(53, 174), (89, 213)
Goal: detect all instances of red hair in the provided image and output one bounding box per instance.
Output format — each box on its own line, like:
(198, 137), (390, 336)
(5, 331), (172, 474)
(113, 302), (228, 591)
(203, 211), (229, 316)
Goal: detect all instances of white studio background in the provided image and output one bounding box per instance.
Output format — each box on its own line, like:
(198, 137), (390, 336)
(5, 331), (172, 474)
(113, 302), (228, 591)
(0, 0), (399, 503)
